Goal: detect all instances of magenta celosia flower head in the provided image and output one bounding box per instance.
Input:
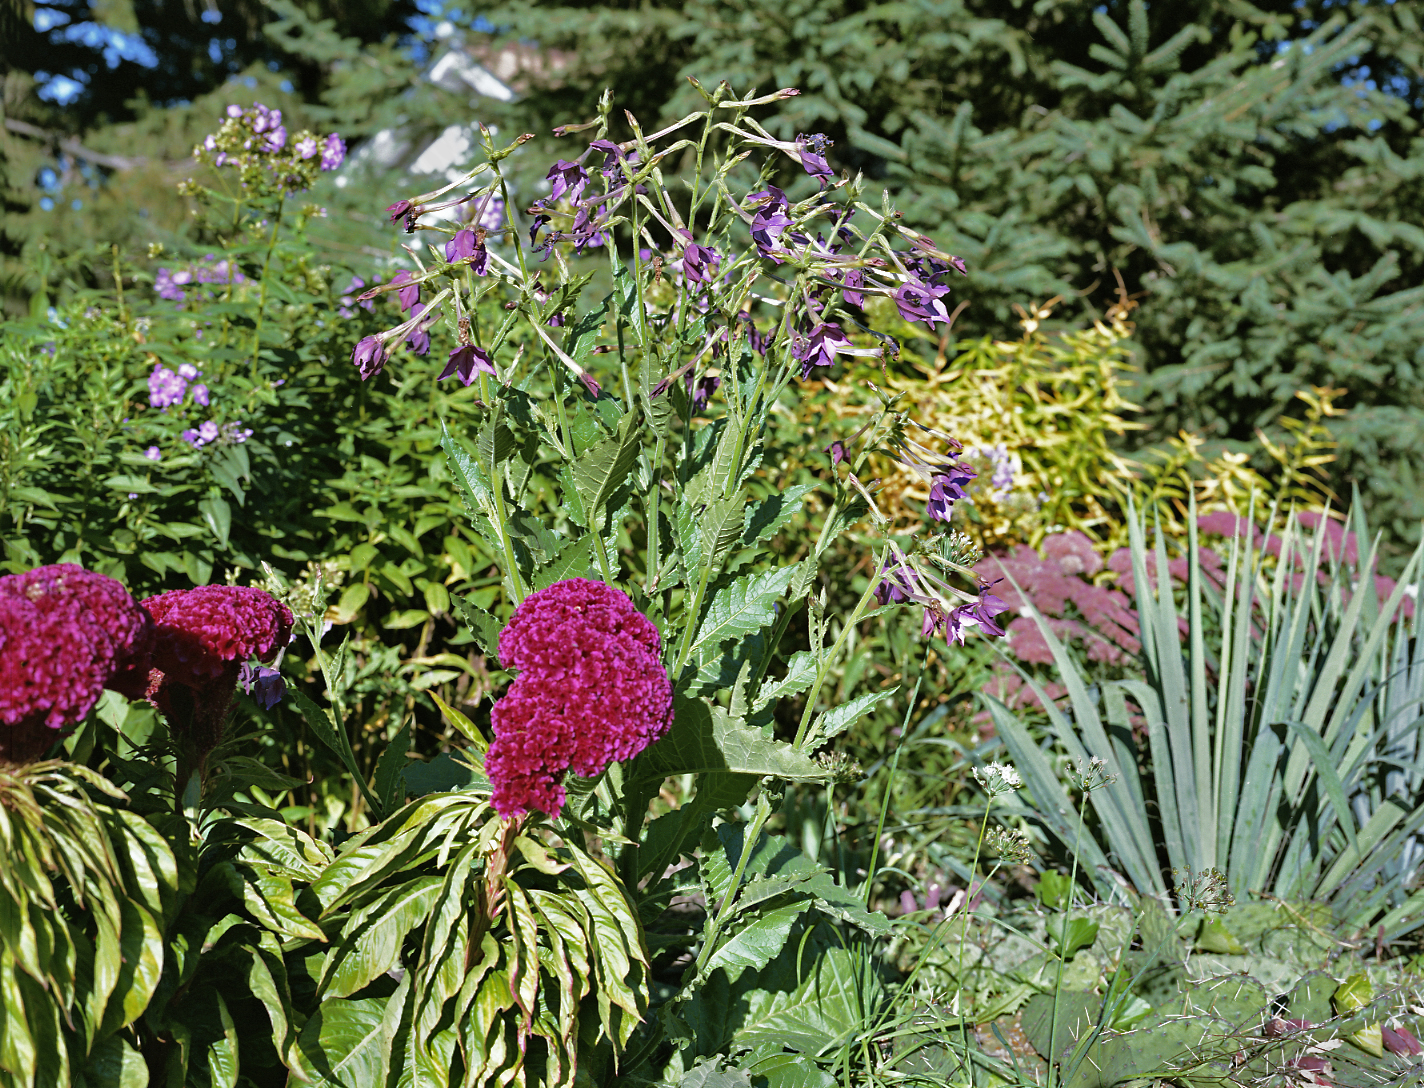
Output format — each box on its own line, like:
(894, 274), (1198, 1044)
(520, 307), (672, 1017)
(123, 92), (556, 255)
(487, 578), (672, 819)
(142, 585), (293, 686)
(0, 565), (152, 763)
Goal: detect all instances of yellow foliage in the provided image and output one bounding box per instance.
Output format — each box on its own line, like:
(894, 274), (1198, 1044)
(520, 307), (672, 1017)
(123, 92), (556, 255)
(809, 297), (1341, 555)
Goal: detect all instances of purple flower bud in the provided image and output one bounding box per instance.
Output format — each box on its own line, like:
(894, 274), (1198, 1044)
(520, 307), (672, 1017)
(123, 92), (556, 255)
(352, 335), (388, 380)
(320, 134), (345, 171)
(192, 383), (210, 407)
(579, 373), (602, 398)
(391, 271), (420, 312)
(144, 446), (162, 461)
(439, 345), (496, 386)
(386, 200), (412, 224)
(683, 243), (721, 286)
(178, 363), (200, 381)
(589, 139), (622, 157)
(546, 159), (588, 202)
(825, 440), (847, 466)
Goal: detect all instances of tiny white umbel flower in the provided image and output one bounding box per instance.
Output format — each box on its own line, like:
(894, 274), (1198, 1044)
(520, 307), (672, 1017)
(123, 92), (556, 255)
(974, 761), (1023, 798)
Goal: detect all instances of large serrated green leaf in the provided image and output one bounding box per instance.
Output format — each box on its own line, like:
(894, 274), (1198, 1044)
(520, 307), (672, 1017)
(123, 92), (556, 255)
(806, 687), (898, 749)
(705, 901), (811, 983)
(741, 484), (819, 552)
(641, 698), (827, 782)
(572, 405), (643, 521)
(691, 564), (801, 659)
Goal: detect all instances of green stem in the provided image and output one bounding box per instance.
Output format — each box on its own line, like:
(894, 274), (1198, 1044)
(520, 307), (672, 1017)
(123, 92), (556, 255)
(249, 194), (285, 382)
(692, 793), (773, 978)
(956, 800), (994, 1065)
(792, 554), (887, 749)
(645, 433), (667, 594)
(477, 370), (527, 604)
(1048, 788), (1093, 1088)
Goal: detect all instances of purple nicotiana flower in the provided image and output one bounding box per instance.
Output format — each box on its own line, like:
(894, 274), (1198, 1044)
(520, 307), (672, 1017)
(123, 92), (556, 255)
(961, 583), (1010, 638)
(874, 563), (919, 607)
(391, 271), (420, 312)
(571, 204), (607, 253)
(894, 279), (955, 329)
(926, 463), (977, 521)
(239, 661), (287, 709)
(842, 268), (865, 307)
(446, 229), (490, 274)
(547, 312), (565, 328)
(440, 345), (497, 386)
(546, 159), (588, 202)
(685, 374), (720, 413)
(825, 440), (848, 467)
(144, 446), (162, 461)
(796, 133), (834, 184)
(405, 303), (430, 355)
(387, 200), (412, 224)
(321, 134), (345, 171)
(683, 243), (721, 286)
(352, 335), (388, 380)
(748, 186), (795, 262)
(148, 365), (187, 408)
(191, 384), (210, 407)
(792, 322), (852, 380)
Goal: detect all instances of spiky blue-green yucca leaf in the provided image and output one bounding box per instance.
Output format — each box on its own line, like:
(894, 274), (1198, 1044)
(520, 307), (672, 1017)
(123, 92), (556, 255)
(990, 495), (1423, 935)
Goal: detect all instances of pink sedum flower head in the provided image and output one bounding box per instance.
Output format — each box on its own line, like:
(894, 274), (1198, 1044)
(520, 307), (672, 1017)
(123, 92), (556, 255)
(0, 565), (152, 763)
(486, 579), (672, 818)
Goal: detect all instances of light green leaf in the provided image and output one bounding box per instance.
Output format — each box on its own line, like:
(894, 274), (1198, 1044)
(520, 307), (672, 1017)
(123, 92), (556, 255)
(641, 698), (827, 782)
(705, 901), (810, 982)
(321, 876), (443, 999)
(690, 564), (801, 659)
(372, 720), (412, 817)
(198, 496), (231, 548)
(293, 995), (394, 1088)
(572, 405), (642, 522)
(805, 687), (897, 748)
(206, 991), (239, 1088)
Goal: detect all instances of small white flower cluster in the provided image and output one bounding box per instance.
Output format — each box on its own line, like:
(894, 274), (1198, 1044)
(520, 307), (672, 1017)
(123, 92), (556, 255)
(973, 761), (1023, 798)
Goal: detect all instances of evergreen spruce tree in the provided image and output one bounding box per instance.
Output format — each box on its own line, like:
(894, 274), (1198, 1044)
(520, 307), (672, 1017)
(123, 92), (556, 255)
(475, 0), (1424, 556)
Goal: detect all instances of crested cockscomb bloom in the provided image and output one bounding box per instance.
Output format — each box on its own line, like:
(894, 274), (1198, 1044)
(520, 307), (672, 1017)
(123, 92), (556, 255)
(132, 585), (294, 755)
(486, 579), (672, 818)
(0, 565), (152, 763)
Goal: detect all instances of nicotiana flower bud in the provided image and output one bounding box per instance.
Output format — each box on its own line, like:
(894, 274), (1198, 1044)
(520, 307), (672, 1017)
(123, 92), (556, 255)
(352, 335), (388, 380)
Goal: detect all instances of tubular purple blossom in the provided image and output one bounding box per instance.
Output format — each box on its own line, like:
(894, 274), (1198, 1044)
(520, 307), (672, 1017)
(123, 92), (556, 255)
(927, 463), (977, 521)
(683, 243), (721, 286)
(796, 133), (834, 184)
(894, 279), (955, 329)
(439, 345), (496, 386)
(352, 335), (388, 380)
(546, 159), (589, 202)
(792, 322), (852, 380)
(391, 271), (420, 312)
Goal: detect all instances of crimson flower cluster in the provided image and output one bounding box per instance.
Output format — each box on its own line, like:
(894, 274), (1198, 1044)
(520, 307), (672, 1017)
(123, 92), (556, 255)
(0, 565), (292, 765)
(486, 579), (673, 819)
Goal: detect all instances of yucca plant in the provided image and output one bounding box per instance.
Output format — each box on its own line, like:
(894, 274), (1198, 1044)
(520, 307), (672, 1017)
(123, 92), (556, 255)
(989, 494), (1424, 934)
(0, 762), (179, 1088)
